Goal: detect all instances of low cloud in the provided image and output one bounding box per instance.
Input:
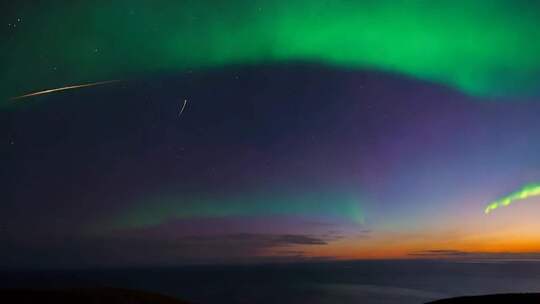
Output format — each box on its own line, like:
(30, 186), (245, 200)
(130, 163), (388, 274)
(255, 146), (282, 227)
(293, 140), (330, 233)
(180, 233), (329, 248)
(409, 249), (540, 262)
(409, 249), (471, 257)
(0, 233), (336, 269)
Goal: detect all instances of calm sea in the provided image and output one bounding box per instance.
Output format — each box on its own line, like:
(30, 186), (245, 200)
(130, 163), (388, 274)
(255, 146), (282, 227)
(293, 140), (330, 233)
(3, 260), (540, 304)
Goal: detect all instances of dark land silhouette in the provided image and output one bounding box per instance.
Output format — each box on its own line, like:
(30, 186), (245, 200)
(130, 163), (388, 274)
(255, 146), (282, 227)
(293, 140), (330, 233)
(427, 293), (540, 304)
(0, 288), (191, 304)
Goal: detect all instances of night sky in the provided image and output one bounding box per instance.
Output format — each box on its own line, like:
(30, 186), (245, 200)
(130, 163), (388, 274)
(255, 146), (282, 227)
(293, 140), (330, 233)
(2, 1), (540, 268)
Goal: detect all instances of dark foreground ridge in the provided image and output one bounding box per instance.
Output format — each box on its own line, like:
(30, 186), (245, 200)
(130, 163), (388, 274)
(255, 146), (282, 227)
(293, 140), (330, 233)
(0, 288), (191, 304)
(426, 293), (540, 303)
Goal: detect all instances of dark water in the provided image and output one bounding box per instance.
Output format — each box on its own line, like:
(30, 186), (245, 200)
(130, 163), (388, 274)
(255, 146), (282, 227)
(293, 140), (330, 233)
(2, 260), (540, 304)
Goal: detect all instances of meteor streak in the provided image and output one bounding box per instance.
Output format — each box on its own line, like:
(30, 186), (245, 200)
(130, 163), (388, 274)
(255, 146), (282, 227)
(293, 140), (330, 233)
(178, 99), (188, 117)
(11, 80), (120, 100)
(485, 183), (540, 214)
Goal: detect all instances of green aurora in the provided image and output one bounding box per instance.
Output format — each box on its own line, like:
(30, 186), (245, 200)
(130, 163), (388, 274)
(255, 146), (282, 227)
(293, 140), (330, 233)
(102, 191), (364, 231)
(3, 0), (540, 105)
(485, 183), (540, 214)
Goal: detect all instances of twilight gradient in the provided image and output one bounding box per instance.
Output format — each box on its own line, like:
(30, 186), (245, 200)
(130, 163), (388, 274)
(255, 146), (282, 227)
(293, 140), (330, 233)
(2, 1), (540, 268)
(3, 64), (540, 267)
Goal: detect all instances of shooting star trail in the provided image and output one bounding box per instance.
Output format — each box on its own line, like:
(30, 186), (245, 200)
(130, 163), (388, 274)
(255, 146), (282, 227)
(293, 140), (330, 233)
(178, 99), (188, 117)
(11, 80), (121, 100)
